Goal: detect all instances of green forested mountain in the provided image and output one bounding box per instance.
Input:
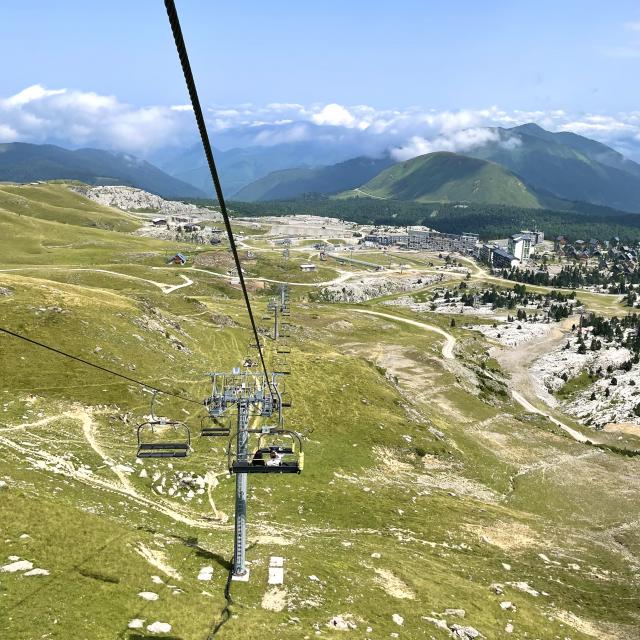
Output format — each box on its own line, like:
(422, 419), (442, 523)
(468, 123), (640, 212)
(341, 152), (542, 208)
(233, 155), (394, 201)
(0, 142), (206, 199)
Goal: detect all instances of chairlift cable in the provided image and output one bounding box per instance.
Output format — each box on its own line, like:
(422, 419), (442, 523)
(163, 0), (273, 395)
(0, 326), (202, 406)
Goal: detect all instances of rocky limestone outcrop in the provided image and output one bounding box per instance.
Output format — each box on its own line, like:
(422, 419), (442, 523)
(70, 185), (221, 219)
(318, 274), (440, 304)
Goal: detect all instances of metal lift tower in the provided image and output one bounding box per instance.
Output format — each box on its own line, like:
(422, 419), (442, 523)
(205, 370), (281, 579)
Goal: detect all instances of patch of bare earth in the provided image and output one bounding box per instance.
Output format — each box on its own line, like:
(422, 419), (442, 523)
(603, 422), (640, 436)
(261, 587), (287, 612)
(554, 609), (636, 640)
(373, 568), (415, 600)
(464, 521), (540, 551)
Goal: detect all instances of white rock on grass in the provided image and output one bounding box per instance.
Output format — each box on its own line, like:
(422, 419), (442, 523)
(128, 619), (145, 630)
(24, 568), (49, 577)
(450, 625), (481, 639)
(327, 616), (357, 631)
(197, 566), (214, 581)
(138, 591), (159, 601)
(509, 581), (539, 597)
(505, 623), (514, 633)
(151, 575), (164, 584)
(1, 560), (33, 573)
(147, 621), (172, 634)
(0, 480), (7, 488)
(392, 613), (404, 626)
(114, 465), (134, 474)
(422, 616), (449, 631)
(471, 321), (550, 347)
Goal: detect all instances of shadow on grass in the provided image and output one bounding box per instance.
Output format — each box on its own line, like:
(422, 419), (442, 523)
(176, 535), (233, 571)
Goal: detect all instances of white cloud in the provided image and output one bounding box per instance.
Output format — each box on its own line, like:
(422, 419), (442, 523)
(0, 124), (18, 141)
(1, 84), (66, 108)
(0, 84), (193, 153)
(1, 85), (640, 162)
(311, 103), (356, 127)
(391, 128), (500, 161)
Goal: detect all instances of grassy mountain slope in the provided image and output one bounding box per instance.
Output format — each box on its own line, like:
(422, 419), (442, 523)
(0, 182), (139, 232)
(234, 155), (395, 201)
(0, 185), (639, 639)
(341, 152), (542, 208)
(0, 143), (206, 200)
(468, 124), (640, 212)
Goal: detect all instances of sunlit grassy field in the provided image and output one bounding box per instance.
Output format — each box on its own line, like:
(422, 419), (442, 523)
(0, 184), (639, 640)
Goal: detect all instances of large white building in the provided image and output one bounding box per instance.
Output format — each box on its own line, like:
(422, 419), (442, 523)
(507, 233), (534, 261)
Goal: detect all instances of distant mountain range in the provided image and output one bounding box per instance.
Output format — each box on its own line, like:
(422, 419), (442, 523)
(155, 140), (359, 197)
(0, 143), (205, 199)
(5, 123), (640, 212)
(171, 123), (640, 212)
(234, 156), (395, 202)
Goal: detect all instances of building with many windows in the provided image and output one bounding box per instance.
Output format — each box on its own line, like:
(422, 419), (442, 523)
(407, 227), (479, 254)
(507, 233), (534, 261)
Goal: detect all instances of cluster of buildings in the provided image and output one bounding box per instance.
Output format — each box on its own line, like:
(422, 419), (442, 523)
(554, 236), (640, 273)
(479, 230), (544, 269)
(362, 227), (479, 254)
(361, 225), (549, 270)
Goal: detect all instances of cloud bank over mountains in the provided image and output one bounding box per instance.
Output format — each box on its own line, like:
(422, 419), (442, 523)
(2, 84), (640, 161)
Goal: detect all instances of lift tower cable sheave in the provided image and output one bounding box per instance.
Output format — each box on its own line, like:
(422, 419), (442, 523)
(163, 0), (273, 398)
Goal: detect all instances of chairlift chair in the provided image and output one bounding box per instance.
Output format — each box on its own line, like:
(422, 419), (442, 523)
(200, 415), (231, 437)
(228, 429), (303, 474)
(279, 392), (292, 409)
(137, 419), (191, 458)
(273, 356), (291, 375)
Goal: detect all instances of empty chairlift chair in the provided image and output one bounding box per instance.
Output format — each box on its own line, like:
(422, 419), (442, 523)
(273, 356), (291, 375)
(137, 418), (191, 458)
(276, 341), (291, 355)
(200, 415), (231, 437)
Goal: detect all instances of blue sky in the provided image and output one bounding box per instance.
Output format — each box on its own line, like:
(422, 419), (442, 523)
(1, 0), (640, 157)
(3, 0), (639, 110)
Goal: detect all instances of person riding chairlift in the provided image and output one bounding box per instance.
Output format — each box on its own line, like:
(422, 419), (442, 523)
(265, 448), (283, 467)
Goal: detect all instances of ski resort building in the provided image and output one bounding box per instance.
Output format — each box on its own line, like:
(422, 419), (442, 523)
(478, 244), (519, 269)
(507, 233), (534, 261)
(407, 227), (479, 254)
(363, 231), (409, 246)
